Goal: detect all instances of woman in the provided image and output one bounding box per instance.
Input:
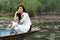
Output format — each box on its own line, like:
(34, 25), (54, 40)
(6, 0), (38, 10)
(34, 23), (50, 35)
(11, 5), (32, 34)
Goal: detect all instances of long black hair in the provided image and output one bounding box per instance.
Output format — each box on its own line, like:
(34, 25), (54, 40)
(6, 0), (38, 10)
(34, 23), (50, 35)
(17, 5), (26, 20)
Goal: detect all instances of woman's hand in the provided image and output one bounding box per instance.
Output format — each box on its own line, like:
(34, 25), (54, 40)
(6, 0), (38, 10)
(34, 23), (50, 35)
(16, 10), (20, 14)
(15, 11), (19, 15)
(14, 11), (20, 20)
(10, 21), (13, 25)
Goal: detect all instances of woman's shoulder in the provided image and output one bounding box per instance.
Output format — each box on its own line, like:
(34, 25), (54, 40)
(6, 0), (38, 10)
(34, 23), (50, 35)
(23, 12), (28, 15)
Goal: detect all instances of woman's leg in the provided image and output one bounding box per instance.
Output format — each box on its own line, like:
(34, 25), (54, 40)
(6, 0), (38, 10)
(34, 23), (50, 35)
(10, 21), (18, 35)
(10, 26), (17, 35)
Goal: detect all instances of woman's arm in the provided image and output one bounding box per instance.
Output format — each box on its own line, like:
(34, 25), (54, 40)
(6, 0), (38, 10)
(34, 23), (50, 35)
(14, 13), (17, 20)
(14, 11), (18, 20)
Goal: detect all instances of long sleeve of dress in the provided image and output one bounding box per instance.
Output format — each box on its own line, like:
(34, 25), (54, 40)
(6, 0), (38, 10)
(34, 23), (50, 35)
(19, 13), (27, 24)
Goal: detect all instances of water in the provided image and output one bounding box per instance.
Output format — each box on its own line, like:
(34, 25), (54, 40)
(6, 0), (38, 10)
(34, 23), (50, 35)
(0, 29), (11, 36)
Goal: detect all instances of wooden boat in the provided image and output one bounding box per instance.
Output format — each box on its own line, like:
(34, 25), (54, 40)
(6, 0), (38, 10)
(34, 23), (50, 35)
(0, 27), (40, 40)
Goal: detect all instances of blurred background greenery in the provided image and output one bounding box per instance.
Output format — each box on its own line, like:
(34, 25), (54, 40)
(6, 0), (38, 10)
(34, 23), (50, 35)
(0, 0), (60, 17)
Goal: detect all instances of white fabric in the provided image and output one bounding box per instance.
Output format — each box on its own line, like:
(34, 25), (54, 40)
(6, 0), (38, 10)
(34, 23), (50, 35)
(11, 12), (32, 34)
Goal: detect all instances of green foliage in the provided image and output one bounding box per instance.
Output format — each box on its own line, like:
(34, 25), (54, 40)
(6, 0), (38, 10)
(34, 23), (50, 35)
(0, 0), (60, 17)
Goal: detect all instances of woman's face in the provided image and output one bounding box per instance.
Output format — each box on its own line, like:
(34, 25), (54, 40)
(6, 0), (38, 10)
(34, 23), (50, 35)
(18, 7), (23, 13)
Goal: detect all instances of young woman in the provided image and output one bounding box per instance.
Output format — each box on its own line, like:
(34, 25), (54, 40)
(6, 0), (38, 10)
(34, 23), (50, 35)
(11, 5), (32, 34)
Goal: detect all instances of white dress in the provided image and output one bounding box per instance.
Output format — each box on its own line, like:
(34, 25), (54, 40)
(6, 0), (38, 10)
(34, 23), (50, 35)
(11, 12), (32, 34)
